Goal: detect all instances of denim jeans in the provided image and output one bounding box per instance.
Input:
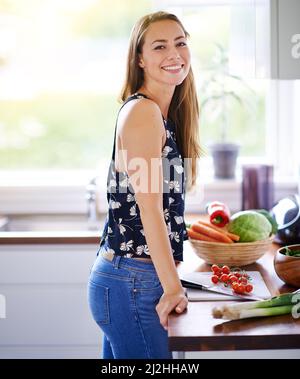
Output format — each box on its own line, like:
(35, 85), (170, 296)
(87, 249), (173, 359)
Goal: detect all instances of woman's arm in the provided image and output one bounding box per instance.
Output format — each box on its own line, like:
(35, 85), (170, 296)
(118, 98), (188, 329)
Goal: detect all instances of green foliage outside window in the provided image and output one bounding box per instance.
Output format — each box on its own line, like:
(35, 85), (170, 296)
(0, 2), (266, 170)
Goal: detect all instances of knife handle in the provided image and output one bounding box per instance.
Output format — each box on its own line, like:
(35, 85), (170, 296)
(180, 279), (203, 290)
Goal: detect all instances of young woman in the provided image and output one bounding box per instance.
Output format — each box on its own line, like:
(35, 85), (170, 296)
(87, 11), (201, 359)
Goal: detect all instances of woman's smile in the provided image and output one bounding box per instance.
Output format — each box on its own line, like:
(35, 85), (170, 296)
(161, 64), (184, 74)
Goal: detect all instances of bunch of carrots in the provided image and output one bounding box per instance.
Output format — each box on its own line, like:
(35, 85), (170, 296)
(186, 221), (240, 244)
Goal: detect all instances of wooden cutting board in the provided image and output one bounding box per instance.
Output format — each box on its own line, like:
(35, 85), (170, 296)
(180, 271), (271, 301)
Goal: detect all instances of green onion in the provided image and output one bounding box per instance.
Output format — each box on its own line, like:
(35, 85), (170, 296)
(212, 291), (299, 320)
(221, 305), (293, 320)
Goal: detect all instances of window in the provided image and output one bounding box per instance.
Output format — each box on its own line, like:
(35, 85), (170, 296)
(1, 0), (267, 172)
(0, 0), (298, 215)
(0, 0), (152, 171)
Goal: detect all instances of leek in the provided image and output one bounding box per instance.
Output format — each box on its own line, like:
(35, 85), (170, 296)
(212, 291), (299, 320)
(222, 305), (293, 320)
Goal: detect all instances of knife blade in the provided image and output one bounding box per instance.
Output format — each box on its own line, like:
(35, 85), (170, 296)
(180, 279), (264, 301)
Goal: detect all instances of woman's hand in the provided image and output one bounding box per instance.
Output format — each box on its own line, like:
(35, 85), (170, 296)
(156, 290), (188, 330)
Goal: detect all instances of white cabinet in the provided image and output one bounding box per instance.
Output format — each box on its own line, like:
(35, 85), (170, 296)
(0, 244), (102, 359)
(229, 0), (300, 79)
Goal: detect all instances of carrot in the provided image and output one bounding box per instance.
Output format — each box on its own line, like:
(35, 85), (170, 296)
(187, 228), (220, 243)
(197, 220), (240, 242)
(191, 222), (233, 243)
(223, 231), (240, 242)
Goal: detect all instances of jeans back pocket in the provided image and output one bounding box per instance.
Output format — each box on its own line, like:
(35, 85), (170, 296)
(87, 280), (110, 325)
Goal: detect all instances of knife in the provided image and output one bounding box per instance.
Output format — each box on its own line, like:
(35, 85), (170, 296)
(180, 279), (264, 301)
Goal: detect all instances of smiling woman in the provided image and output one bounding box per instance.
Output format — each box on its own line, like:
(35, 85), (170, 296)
(120, 14), (201, 190)
(138, 22), (191, 95)
(87, 10), (201, 359)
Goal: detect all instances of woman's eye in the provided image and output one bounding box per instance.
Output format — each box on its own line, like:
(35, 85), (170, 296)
(154, 42), (187, 50)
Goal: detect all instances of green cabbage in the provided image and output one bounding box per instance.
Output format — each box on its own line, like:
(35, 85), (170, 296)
(250, 209), (278, 234)
(228, 211), (272, 242)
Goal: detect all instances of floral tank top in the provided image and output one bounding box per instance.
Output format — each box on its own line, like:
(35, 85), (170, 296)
(98, 93), (188, 261)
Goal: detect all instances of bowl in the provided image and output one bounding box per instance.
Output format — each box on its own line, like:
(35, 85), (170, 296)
(274, 244), (300, 287)
(188, 237), (273, 267)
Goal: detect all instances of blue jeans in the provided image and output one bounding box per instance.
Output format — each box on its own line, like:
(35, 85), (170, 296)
(87, 249), (173, 359)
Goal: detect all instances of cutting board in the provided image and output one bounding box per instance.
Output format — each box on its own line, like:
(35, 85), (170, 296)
(180, 271), (271, 301)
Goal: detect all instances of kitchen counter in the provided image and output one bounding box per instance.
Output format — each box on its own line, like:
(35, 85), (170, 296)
(0, 214), (104, 244)
(0, 231), (101, 245)
(169, 241), (300, 354)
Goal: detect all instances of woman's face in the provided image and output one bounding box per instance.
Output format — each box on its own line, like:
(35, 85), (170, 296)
(139, 20), (191, 88)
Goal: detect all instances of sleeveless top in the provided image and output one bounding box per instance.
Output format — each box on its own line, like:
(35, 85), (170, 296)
(98, 92), (188, 261)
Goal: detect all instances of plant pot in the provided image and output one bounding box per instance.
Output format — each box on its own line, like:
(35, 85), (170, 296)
(210, 143), (240, 179)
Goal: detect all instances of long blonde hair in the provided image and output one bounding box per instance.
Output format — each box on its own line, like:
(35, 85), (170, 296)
(119, 11), (201, 191)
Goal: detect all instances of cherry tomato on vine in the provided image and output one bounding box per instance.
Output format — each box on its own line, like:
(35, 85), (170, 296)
(210, 265), (255, 295)
(211, 264), (220, 273)
(238, 277), (248, 285)
(229, 275), (238, 283)
(221, 265), (230, 275)
(220, 274), (229, 283)
(245, 284), (253, 293)
(211, 275), (219, 284)
(238, 284), (246, 293)
(232, 282), (240, 292)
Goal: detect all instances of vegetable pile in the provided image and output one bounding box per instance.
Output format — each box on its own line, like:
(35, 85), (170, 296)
(212, 290), (300, 320)
(210, 265), (254, 295)
(186, 201), (278, 243)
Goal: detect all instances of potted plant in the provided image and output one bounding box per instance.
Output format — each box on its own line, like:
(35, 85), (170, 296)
(200, 43), (255, 179)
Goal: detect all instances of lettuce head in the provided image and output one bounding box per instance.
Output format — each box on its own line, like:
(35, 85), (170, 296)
(228, 211), (272, 242)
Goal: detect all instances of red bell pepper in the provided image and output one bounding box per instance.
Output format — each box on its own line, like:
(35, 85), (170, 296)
(206, 201), (230, 227)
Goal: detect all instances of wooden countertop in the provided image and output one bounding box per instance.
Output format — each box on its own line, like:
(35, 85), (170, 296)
(0, 214), (102, 245)
(0, 231), (101, 245)
(169, 241), (300, 351)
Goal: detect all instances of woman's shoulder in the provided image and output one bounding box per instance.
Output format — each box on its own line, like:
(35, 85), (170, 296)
(121, 94), (161, 119)
(118, 94), (163, 132)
